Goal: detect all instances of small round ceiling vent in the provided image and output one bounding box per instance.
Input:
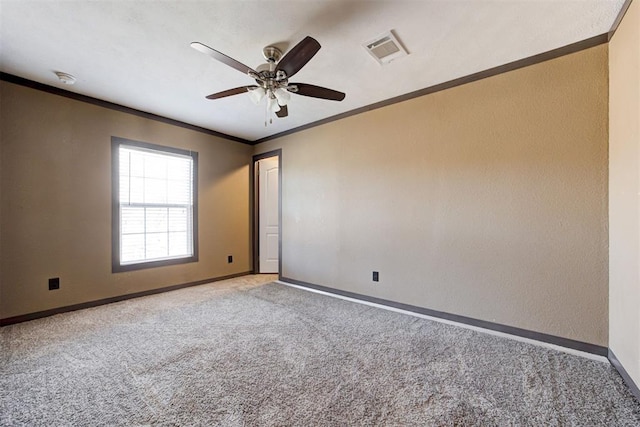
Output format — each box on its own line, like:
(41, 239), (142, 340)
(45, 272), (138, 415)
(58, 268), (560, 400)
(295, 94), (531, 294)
(54, 71), (76, 85)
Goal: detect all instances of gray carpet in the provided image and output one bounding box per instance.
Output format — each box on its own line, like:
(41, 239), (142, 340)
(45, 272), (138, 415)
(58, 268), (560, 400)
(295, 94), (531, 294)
(1, 275), (639, 426)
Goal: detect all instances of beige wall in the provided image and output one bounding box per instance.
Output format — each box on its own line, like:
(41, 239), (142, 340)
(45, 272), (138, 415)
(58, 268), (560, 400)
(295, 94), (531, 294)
(257, 44), (609, 346)
(0, 32), (614, 351)
(609, 0), (640, 387)
(0, 82), (252, 319)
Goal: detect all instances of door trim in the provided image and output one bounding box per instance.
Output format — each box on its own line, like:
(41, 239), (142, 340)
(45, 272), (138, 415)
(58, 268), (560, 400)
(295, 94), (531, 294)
(252, 149), (282, 276)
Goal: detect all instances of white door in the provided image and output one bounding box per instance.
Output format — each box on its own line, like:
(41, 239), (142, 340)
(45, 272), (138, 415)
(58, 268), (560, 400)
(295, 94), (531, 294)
(259, 157), (279, 273)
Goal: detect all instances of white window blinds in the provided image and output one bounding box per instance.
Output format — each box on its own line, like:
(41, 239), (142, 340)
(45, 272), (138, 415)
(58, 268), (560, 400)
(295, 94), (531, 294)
(118, 145), (194, 265)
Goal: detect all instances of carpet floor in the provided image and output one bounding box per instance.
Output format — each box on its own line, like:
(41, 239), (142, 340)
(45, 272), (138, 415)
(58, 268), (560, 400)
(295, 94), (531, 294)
(1, 275), (639, 426)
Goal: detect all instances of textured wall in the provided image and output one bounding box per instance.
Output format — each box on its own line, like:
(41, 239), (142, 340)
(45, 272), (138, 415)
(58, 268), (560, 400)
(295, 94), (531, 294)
(609, 0), (640, 388)
(0, 82), (252, 319)
(256, 44), (609, 346)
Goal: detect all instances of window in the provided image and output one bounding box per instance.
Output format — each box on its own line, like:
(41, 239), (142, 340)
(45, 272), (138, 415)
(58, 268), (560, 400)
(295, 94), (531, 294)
(112, 137), (198, 272)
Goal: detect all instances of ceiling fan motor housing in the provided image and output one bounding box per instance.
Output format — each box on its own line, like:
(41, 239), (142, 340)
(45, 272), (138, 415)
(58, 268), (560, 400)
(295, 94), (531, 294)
(252, 47), (290, 92)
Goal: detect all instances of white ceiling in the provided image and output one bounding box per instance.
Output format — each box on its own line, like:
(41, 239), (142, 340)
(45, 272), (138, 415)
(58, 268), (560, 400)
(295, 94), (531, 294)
(0, 0), (625, 142)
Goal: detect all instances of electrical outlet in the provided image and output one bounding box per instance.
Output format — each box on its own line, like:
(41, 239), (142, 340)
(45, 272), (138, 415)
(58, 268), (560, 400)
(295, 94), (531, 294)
(228, 255), (233, 263)
(372, 271), (379, 282)
(49, 277), (60, 290)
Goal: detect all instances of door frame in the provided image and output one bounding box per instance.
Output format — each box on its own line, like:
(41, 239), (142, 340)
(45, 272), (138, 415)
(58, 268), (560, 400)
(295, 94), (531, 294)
(252, 149), (282, 276)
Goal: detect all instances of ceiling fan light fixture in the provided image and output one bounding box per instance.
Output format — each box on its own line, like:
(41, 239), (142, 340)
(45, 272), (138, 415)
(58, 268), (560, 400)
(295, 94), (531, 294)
(274, 88), (290, 105)
(267, 95), (280, 113)
(247, 86), (266, 104)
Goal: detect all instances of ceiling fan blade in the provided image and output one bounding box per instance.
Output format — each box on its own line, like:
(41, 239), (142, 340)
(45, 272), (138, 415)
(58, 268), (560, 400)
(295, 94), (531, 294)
(289, 83), (345, 101)
(191, 42), (257, 76)
(276, 36), (321, 78)
(275, 104), (288, 118)
(206, 86), (258, 100)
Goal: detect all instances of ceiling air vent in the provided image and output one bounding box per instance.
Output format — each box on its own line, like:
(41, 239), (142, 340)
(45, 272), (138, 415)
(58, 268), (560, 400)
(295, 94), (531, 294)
(363, 31), (408, 65)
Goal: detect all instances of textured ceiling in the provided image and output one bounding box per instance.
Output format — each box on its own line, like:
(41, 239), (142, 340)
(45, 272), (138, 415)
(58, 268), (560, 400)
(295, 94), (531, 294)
(0, 0), (625, 142)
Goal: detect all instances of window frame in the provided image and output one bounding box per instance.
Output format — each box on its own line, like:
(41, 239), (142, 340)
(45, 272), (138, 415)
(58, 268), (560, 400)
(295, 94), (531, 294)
(111, 136), (198, 273)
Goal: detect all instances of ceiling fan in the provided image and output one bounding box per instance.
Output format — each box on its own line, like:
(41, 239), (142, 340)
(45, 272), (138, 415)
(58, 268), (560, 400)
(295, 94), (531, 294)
(191, 36), (345, 123)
